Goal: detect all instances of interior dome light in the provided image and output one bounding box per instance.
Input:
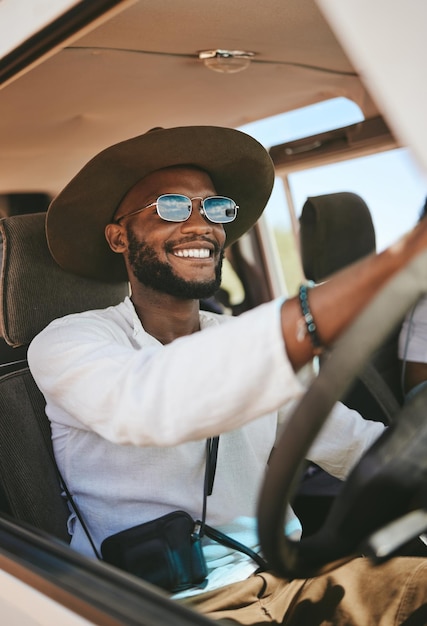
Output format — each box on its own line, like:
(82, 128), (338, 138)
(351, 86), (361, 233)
(198, 50), (255, 74)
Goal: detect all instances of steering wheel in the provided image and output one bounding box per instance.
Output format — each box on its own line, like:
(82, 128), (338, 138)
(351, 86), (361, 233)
(257, 248), (427, 579)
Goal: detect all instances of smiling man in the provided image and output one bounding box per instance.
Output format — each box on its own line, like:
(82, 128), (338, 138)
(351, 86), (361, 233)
(28, 126), (427, 625)
(106, 166), (227, 332)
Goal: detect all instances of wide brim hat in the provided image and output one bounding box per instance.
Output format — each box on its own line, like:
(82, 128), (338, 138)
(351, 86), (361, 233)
(46, 126), (275, 283)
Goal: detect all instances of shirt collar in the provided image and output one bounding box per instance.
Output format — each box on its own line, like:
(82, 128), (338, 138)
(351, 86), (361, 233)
(123, 296), (223, 343)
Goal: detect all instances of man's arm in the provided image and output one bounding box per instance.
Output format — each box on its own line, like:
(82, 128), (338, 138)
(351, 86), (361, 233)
(282, 218), (427, 371)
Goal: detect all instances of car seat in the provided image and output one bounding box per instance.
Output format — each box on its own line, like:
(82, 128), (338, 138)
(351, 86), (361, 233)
(300, 191), (403, 420)
(295, 192), (404, 537)
(0, 212), (129, 541)
(0, 193), (53, 373)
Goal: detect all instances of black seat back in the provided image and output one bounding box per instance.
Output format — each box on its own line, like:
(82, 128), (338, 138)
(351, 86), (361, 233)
(0, 193), (53, 374)
(0, 213), (129, 540)
(300, 191), (376, 283)
(0, 368), (70, 540)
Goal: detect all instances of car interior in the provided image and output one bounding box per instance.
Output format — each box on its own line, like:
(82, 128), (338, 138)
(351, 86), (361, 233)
(1, 0), (427, 623)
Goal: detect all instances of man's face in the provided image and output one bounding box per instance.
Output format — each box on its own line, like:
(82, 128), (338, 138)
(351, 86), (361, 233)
(112, 166), (227, 299)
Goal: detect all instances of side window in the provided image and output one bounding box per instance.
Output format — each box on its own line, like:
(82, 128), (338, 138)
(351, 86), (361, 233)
(240, 99), (427, 296)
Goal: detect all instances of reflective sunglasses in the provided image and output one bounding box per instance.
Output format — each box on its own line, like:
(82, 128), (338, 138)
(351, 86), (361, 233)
(114, 193), (239, 224)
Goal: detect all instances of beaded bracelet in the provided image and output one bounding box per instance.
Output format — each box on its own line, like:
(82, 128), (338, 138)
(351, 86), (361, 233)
(297, 283), (323, 355)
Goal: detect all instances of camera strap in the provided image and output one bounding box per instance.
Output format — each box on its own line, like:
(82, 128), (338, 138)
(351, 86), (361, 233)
(198, 436), (267, 570)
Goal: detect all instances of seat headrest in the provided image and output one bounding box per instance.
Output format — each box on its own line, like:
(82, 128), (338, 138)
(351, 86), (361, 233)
(0, 213), (129, 347)
(299, 192), (376, 283)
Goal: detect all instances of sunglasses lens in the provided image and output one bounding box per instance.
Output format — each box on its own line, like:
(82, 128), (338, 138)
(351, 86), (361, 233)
(203, 197), (237, 223)
(157, 194), (192, 221)
(156, 194), (238, 223)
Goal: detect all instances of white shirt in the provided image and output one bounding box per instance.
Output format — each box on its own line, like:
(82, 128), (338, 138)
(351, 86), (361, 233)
(28, 296), (384, 596)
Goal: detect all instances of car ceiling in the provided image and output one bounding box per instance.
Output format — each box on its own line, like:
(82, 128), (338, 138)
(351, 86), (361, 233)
(0, 0), (380, 198)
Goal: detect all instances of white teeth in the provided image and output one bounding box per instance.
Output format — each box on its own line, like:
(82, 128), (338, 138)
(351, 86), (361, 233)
(174, 248), (210, 258)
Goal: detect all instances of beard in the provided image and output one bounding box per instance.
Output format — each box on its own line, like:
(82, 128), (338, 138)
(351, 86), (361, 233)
(126, 227), (224, 299)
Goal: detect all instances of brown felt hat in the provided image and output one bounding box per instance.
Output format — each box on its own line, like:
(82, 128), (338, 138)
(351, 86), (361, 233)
(46, 126), (275, 283)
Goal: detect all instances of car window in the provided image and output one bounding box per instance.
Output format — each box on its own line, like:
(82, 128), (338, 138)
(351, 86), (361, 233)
(240, 99), (427, 295)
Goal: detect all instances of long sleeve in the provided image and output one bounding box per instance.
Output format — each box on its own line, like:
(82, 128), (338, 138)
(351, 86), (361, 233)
(278, 399), (385, 480)
(28, 298), (303, 447)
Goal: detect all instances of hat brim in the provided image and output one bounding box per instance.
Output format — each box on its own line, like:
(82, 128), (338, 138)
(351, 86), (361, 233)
(46, 126), (274, 282)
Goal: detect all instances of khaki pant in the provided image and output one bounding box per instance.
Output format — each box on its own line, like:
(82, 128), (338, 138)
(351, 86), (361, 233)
(183, 557), (427, 625)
